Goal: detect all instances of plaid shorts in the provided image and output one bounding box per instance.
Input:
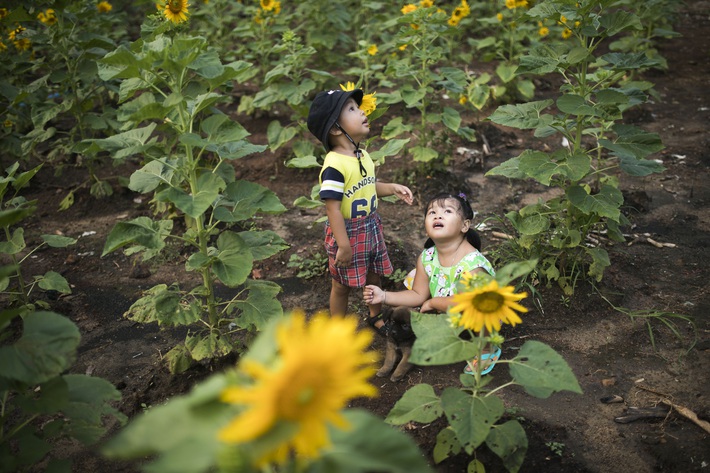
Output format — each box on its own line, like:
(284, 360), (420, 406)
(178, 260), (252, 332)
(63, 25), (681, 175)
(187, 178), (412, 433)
(324, 211), (393, 288)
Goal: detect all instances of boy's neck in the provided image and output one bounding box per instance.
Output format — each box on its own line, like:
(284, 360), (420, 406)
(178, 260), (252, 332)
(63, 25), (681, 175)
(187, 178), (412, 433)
(331, 143), (358, 157)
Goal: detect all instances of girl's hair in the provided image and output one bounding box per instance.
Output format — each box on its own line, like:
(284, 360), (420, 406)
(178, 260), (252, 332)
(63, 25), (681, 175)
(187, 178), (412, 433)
(423, 192), (481, 251)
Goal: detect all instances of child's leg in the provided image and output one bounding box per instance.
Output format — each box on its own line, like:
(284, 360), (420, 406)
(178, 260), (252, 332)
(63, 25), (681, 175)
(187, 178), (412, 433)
(330, 279), (350, 316)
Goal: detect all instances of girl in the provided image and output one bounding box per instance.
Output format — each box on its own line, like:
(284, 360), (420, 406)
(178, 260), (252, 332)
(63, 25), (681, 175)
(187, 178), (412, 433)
(364, 192), (500, 375)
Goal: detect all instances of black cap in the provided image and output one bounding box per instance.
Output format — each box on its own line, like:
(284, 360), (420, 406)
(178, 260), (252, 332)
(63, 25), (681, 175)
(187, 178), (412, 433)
(307, 89), (364, 151)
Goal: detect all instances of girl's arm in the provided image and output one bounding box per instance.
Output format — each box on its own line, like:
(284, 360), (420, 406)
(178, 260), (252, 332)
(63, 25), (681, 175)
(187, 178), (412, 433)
(420, 267), (489, 313)
(325, 199), (352, 265)
(375, 181), (414, 205)
(364, 258), (429, 307)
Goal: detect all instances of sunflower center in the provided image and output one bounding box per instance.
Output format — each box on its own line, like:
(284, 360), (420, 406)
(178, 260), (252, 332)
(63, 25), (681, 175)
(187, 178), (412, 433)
(473, 291), (504, 313)
(168, 0), (183, 13)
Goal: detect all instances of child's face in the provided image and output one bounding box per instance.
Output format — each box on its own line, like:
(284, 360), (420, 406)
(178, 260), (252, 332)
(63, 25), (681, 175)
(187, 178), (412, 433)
(334, 98), (369, 141)
(425, 198), (469, 240)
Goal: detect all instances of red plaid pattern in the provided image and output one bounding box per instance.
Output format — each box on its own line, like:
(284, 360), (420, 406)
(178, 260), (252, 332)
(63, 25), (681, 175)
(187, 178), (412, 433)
(324, 211), (393, 288)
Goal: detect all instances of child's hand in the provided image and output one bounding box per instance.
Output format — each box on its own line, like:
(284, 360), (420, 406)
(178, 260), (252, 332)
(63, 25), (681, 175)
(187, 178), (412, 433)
(392, 184), (414, 205)
(363, 285), (384, 305)
(335, 245), (352, 268)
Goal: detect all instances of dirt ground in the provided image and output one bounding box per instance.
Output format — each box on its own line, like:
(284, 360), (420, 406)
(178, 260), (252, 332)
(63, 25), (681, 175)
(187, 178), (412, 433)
(10, 3), (709, 472)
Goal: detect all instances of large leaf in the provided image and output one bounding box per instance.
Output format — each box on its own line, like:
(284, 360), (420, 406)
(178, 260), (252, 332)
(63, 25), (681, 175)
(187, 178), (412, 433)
(485, 156), (526, 180)
(155, 172), (226, 219)
(440, 388), (504, 453)
(124, 285), (201, 327)
(310, 409), (433, 473)
(84, 123), (159, 161)
(485, 420), (528, 473)
(237, 230), (288, 261)
(0, 311), (80, 384)
(509, 340), (582, 398)
(230, 279), (283, 331)
(385, 383), (443, 425)
(185, 332), (233, 361)
(129, 158), (177, 194)
(409, 312), (473, 365)
(519, 149), (591, 185)
(488, 100), (554, 130)
(61, 374), (126, 444)
(102, 217), (173, 256)
(567, 184), (623, 221)
(599, 124), (664, 162)
(215, 180), (286, 222)
(37, 271), (71, 294)
(212, 231), (253, 287)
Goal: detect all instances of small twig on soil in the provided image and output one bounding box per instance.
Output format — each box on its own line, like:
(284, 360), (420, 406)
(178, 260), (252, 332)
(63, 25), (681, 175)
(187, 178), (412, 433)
(478, 130), (492, 156)
(626, 233), (677, 248)
(661, 400), (710, 435)
(491, 231), (514, 240)
(636, 385), (710, 434)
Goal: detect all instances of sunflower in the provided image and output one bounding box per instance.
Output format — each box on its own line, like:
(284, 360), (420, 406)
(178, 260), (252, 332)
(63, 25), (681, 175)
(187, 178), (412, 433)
(367, 44), (378, 56)
(450, 280), (527, 332)
(218, 311), (378, 466)
(37, 9), (58, 25)
(538, 26), (549, 37)
(97, 1), (113, 13)
(162, 0), (189, 24)
(562, 28), (572, 39)
(260, 0), (275, 10)
(339, 82), (377, 116)
(401, 4), (417, 14)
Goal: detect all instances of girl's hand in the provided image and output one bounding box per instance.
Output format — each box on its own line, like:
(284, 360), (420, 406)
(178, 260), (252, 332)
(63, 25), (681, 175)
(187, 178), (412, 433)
(392, 184), (413, 205)
(363, 285), (384, 305)
(420, 299), (435, 313)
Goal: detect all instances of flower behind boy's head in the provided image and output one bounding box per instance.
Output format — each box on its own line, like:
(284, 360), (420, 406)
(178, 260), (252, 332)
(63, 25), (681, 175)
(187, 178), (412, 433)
(339, 82), (377, 116)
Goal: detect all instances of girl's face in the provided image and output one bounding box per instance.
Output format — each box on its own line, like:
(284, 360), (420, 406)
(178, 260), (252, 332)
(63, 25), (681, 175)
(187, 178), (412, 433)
(425, 198), (470, 240)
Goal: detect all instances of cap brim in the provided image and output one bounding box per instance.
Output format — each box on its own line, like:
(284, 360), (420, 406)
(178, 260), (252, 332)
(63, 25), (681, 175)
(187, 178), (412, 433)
(321, 89), (364, 151)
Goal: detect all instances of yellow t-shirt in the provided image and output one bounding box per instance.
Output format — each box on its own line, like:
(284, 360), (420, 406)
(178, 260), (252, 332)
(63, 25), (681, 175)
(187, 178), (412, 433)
(319, 150), (377, 219)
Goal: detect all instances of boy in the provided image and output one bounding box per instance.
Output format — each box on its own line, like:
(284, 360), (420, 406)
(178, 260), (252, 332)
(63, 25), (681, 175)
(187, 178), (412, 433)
(306, 88), (413, 334)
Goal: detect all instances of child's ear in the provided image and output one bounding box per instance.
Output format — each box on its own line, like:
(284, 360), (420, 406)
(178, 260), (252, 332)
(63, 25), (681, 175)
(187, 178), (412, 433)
(461, 219), (471, 232)
(329, 125), (342, 137)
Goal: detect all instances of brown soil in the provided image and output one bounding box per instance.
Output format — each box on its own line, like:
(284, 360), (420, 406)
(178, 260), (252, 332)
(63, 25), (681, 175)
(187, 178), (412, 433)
(11, 3), (710, 472)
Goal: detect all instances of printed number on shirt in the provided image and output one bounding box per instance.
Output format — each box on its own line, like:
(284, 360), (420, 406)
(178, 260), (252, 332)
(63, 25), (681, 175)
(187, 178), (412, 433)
(351, 195), (377, 218)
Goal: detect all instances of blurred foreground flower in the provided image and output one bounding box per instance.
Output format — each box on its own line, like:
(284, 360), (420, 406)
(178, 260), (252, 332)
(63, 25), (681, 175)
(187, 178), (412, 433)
(218, 311), (378, 466)
(450, 280), (527, 332)
(340, 82), (377, 116)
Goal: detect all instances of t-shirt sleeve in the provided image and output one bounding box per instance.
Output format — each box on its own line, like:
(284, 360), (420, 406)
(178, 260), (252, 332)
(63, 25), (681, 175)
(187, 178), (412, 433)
(319, 166), (345, 201)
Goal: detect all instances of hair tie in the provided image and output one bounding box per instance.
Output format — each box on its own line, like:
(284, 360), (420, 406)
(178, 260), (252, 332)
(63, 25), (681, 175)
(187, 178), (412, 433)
(458, 192), (467, 201)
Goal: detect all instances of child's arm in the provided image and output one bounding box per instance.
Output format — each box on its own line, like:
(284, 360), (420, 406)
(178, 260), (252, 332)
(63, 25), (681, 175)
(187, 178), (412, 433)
(364, 258), (429, 307)
(375, 181), (414, 205)
(325, 199), (352, 266)
(420, 267), (490, 312)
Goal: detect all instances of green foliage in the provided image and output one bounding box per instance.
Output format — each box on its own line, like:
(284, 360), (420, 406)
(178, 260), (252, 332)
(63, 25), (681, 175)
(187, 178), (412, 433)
(1, 163), (76, 315)
(288, 251), (328, 280)
(0, 3), (129, 202)
(386, 261), (582, 472)
(0, 309), (126, 472)
(486, 0), (666, 294)
(94, 28), (288, 373)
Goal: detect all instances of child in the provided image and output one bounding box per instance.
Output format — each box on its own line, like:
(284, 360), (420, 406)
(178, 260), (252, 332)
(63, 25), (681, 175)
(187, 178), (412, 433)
(306, 88), (413, 323)
(364, 192), (499, 375)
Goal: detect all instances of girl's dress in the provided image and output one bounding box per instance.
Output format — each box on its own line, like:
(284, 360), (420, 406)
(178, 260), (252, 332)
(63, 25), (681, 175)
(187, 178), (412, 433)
(421, 246), (495, 298)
